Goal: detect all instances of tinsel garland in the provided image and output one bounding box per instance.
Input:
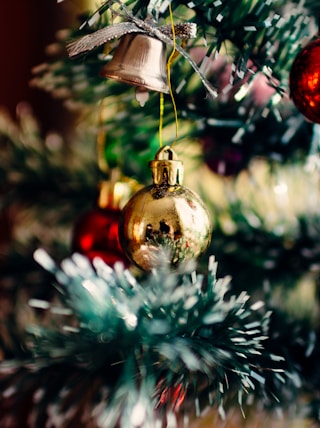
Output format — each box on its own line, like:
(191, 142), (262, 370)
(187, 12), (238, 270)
(0, 250), (287, 427)
(0, 89), (320, 425)
(2, 1), (320, 425)
(30, 0), (316, 174)
(200, 157), (320, 293)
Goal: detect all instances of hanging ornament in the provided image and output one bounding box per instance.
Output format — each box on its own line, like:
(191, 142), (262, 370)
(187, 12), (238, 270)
(66, 1), (218, 99)
(289, 37), (320, 123)
(118, 146), (212, 271)
(100, 33), (169, 105)
(71, 178), (134, 266)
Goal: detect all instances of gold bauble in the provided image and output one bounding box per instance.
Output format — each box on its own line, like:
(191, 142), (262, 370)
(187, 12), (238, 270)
(119, 146), (212, 271)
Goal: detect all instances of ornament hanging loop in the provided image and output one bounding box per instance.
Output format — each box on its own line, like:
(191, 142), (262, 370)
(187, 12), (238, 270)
(149, 146), (183, 186)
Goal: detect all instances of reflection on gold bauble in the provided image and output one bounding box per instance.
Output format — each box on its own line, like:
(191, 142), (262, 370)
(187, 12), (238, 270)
(119, 146), (212, 271)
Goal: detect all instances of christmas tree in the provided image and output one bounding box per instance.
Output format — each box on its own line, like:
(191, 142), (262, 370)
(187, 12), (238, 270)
(1, 0), (320, 426)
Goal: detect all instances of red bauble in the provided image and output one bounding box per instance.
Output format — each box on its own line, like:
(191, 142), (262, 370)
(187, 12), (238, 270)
(71, 206), (128, 266)
(289, 38), (320, 123)
(71, 179), (134, 266)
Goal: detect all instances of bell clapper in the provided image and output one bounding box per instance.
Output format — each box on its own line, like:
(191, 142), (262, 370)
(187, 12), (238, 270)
(135, 87), (150, 107)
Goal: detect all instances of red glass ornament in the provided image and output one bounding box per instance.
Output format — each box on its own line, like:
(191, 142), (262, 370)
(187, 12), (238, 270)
(71, 180), (133, 266)
(71, 206), (127, 266)
(289, 38), (320, 123)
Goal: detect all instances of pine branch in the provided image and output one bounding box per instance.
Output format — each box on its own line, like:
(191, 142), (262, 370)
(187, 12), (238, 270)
(0, 251), (285, 426)
(30, 0), (316, 171)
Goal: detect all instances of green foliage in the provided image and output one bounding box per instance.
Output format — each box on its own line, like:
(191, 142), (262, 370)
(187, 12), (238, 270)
(1, 0), (320, 425)
(0, 250), (288, 426)
(31, 0), (316, 174)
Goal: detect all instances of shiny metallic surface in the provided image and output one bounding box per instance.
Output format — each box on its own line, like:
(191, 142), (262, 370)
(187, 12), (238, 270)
(119, 146), (212, 271)
(100, 33), (169, 93)
(149, 145), (184, 185)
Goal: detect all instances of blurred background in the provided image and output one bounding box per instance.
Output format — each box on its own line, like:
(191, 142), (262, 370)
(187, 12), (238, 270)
(1, 1), (320, 427)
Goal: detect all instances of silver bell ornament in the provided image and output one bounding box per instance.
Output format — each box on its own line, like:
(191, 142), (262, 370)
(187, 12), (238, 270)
(100, 33), (169, 105)
(119, 146), (212, 271)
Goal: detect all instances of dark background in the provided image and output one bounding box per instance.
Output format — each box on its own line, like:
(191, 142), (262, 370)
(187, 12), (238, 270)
(0, 0), (89, 134)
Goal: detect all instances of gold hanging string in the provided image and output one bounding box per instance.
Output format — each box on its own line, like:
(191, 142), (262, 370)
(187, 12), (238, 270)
(97, 99), (110, 174)
(159, 92), (164, 147)
(158, 2), (179, 148)
(167, 2), (179, 146)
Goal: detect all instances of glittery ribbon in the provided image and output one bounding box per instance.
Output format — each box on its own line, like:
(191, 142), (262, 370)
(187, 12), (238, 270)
(67, 22), (197, 56)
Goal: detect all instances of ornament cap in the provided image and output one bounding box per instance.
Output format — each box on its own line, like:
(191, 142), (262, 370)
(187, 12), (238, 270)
(149, 146), (184, 186)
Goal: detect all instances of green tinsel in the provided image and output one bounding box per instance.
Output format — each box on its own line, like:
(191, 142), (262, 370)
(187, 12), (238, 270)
(30, 0), (316, 175)
(2, 1), (320, 425)
(0, 250), (287, 427)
